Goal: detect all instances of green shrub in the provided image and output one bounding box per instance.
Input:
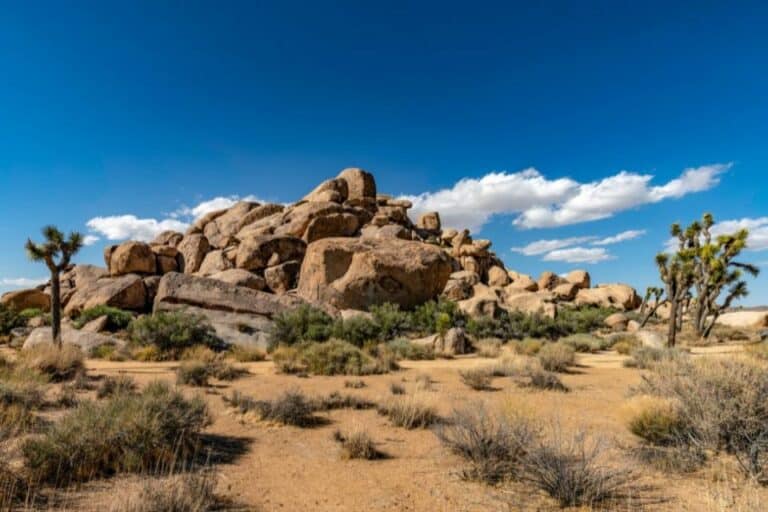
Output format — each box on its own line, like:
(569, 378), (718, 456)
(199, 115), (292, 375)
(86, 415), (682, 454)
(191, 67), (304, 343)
(625, 396), (688, 446)
(513, 338), (543, 356)
(23, 381), (209, 485)
(0, 367), (46, 440)
(537, 342), (575, 372)
(110, 470), (219, 512)
(526, 368), (569, 392)
(623, 346), (686, 369)
(466, 306), (615, 341)
(18, 308), (50, 325)
(301, 340), (385, 376)
(409, 299), (466, 336)
(18, 343), (84, 382)
(128, 311), (225, 358)
(560, 333), (606, 353)
(176, 361), (210, 387)
(0, 304), (25, 335)
(268, 305), (333, 349)
(370, 303), (411, 340)
(249, 389), (316, 427)
(386, 338), (435, 360)
(330, 316), (381, 347)
(73, 305), (133, 330)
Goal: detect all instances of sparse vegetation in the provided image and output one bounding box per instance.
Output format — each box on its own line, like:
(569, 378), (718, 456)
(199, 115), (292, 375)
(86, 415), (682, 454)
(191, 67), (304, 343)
(0, 304), (26, 336)
(17, 343), (84, 381)
(96, 375), (138, 399)
(560, 333), (607, 353)
(23, 381), (209, 485)
(226, 345), (267, 362)
(272, 340), (395, 376)
(474, 338), (502, 358)
(513, 338), (543, 356)
(377, 395), (439, 429)
(537, 342), (575, 372)
(386, 338), (435, 360)
(389, 382), (405, 395)
(624, 395), (688, 446)
(623, 346), (687, 369)
(128, 311), (225, 359)
(108, 470), (221, 512)
(344, 379), (366, 389)
(73, 305), (133, 330)
(176, 361), (210, 387)
(231, 389), (316, 427)
(333, 428), (384, 460)
(0, 366), (46, 439)
(459, 368), (494, 391)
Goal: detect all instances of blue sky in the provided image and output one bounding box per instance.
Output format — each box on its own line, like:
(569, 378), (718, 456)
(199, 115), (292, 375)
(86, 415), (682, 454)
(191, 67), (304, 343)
(1, 1), (767, 304)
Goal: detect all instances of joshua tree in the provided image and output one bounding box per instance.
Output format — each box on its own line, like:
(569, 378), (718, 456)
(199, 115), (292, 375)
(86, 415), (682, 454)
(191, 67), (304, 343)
(25, 226), (83, 347)
(655, 223), (695, 347)
(639, 286), (665, 328)
(684, 213), (759, 338)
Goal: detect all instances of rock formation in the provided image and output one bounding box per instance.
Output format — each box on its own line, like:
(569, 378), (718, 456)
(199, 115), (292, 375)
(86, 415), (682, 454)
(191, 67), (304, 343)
(1, 167), (642, 347)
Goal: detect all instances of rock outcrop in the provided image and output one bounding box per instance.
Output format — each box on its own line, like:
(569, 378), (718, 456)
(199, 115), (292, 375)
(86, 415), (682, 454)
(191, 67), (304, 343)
(1, 289), (50, 312)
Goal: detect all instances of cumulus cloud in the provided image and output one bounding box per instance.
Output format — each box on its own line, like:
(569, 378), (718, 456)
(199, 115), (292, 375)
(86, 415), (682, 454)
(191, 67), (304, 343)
(512, 236), (597, 256)
(593, 229), (646, 246)
(86, 215), (190, 242)
(404, 163), (729, 232)
(542, 247), (613, 264)
(0, 277), (47, 288)
(85, 194), (269, 243)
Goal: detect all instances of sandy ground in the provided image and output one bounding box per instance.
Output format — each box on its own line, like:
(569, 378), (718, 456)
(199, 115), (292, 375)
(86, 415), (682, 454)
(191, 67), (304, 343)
(37, 343), (760, 512)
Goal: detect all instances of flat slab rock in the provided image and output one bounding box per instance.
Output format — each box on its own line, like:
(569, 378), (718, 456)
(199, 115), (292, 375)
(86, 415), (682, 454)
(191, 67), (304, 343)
(23, 327), (123, 353)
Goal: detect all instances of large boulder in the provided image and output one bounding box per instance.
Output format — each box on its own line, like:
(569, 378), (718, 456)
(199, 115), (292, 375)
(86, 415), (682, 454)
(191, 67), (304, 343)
(264, 261), (301, 294)
(151, 231), (184, 247)
(458, 284), (505, 317)
(487, 266), (510, 287)
(302, 178), (349, 203)
(505, 290), (556, 318)
(153, 272), (309, 348)
(236, 235), (306, 271)
(604, 312), (629, 331)
(715, 311), (768, 329)
(552, 282), (580, 301)
(411, 327), (469, 356)
(297, 237), (452, 310)
(176, 234), (211, 274)
(64, 274), (147, 315)
(151, 245), (179, 274)
(303, 213), (359, 243)
(360, 224), (411, 240)
(337, 168), (376, 204)
(209, 269), (266, 291)
(109, 242), (156, 276)
(575, 284), (640, 311)
(506, 271), (538, 292)
(197, 249), (234, 276)
(203, 201), (261, 248)
(416, 212), (441, 231)
(23, 328), (123, 352)
(1, 289), (50, 312)
(565, 270), (591, 289)
(537, 271), (562, 291)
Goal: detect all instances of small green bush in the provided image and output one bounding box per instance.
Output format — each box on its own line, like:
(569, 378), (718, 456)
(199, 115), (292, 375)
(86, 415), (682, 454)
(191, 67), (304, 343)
(386, 338), (435, 360)
(560, 333), (606, 353)
(250, 389), (316, 427)
(330, 316), (381, 347)
(301, 340), (384, 376)
(623, 346), (686, 369)
(23, 381), (209, 485)
(128, 311), (225, 358)
(625, 396), (688, 446)
(268, 305), (333, 349)
(370, 303), (411, 340)
(513, 338), (543, 356)
(0, 304), (25, 335)
(0, 366), (46, 439)
(176, 361), (210, 387)
(409, 299), (466, 336)
(537, 342), (575, 372)
(73, 305), (133, 330)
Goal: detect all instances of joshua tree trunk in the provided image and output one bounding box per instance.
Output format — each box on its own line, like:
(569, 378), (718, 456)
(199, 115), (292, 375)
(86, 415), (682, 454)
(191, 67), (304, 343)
(50, 269), (62, 348)
(667, 297), (678, 347)
(640, 299), (666, 328)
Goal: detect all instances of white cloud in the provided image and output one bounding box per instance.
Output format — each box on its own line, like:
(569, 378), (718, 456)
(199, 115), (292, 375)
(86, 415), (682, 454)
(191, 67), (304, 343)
(0, 277), (47, 288)
(403, 163), (729, 232)
(85, 194), (269, 243)
(593, 229), (646, 246)
(86, 215), (190, 243)
(512, 236), (597, 256)
(542, 247), (613, 264)
(83, 235), (100, 246)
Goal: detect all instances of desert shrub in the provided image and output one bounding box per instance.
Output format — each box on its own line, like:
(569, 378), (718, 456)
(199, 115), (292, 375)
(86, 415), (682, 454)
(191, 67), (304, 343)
(436, 404), (537, 483)
(97, 375), (138, 399)
(330, 316), (381, 347)
(274, 340), (392, 376)
(131, 345), (162, 362)
(89, 343), (124, 361)
(369, 302), (411, 340)
(344, 379), (366, 389)
(637, 357), (768, 480)
(176, 361), (210, 387)
(129, 311), (224, 358)
(537, 342), (575, 372)
(333, 428), (383, 460)
(0, 304), (25, 335)
(271, 345), (305, 374)
(108, 470), (220, 512)
(73, 305), (133, 330)
(377, 395), (439, 429)
(624, 395), (688, 446)
(623, 346), (686, 369)
(18, 343), (84, 381)
(526, 367), (569, 392)
(268, 305), (333, 349)
(18, 308), (50, 326)
(386, 338), (435, 360)
(520, 428), (637, 508)
(248, 389), (316, 427)
(513, 338), (543, 356)
(612, 340), (637, 355)
(180, 345), (217, 362)
(209, 360), (245, 381)
(23, 381), (209, 485)
(560, 333), (606, 353)
(475, 338), (502, 358)
(389, 382), (405, 395)
(311, 391), (376, 411)
(0, 367), (46, 439)
(226, 345), (267, 362)
(0, 462), (35, 509)
(466, 306), (615, 342)
(409, 299), (466, 336)
(459, 368), (494, 391)
(746, 342), (768, 361)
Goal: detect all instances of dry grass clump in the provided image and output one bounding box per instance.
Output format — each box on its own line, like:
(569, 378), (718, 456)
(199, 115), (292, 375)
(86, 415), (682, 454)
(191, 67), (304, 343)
(0, 461), (36, 510)
(333, 428), (384, 460)
(0, 366), (47, 440)
(386, 338), (435, 360)
(526, 367), (569, 392)
(512, 338), (543, 356)
(746, 342), (768, 361)
(623, 395), (688, 446)
(18, 343), (84, 382)
(96, 375), (138, 399)
(109, 470), (220, 512)
(226, 345), (267, 362)
(537, 342), (575, 372)
(635, 357), (768, 480)
(436, 404), (536, 483)
(225, 389), (317, 427)
(344, 379), (366, 389)
(176, 361), (210, 387)
(459, 368), (494, 391)
(414, 374), (433, 391)
(389, 382), (405, 395)
(488, 356), (568, 392)
(520, 427), (638, 508)
(560, 333), (607, 353)
(606, 333), (641, 355)
(311, 391), (376, 411)
(377, 394), (439, 429)
(623, 346), (687, 369)
(23, 381), (210, 485)
(474, 338), (502, 358)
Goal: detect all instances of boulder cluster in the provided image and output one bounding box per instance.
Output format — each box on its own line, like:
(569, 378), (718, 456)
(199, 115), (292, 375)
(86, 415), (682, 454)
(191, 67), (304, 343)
(2, 168), (641, 348)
